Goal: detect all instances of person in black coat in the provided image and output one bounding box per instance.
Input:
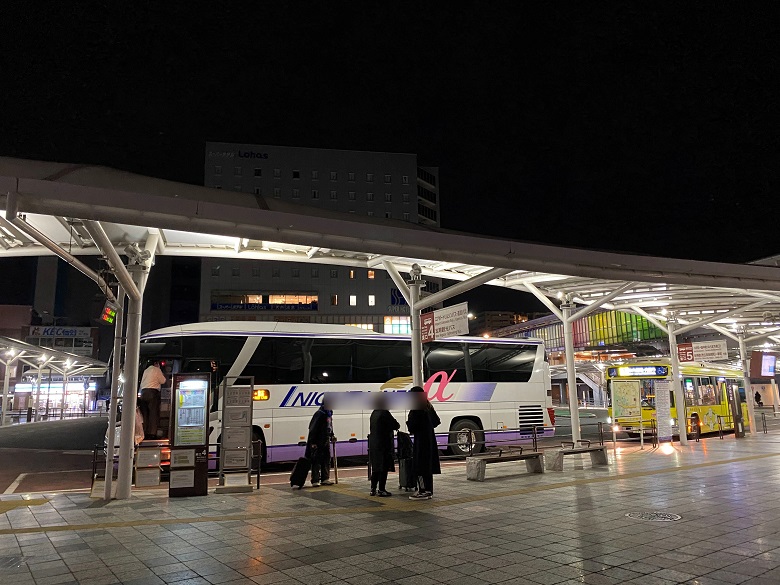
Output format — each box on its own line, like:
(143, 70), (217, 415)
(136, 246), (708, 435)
(406, 386), (441, 500)
(369, 393), (400, 497)
(305, 396), (334, 486)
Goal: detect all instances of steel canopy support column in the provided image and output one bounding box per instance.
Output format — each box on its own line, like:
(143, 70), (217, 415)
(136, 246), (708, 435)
(561, 303), (581, 443)
(34, 363), (43, 422)
(667, 318), (688, 446)
(737, 330), (756, 435)
(104, 285), (124, 500)
(408, 266), (425, 387)
(116, 293), (142, 500)
(1, 357), (15, 427)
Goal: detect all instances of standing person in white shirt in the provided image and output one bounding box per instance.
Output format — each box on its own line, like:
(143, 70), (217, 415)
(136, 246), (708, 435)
(138, 361), (166, 439)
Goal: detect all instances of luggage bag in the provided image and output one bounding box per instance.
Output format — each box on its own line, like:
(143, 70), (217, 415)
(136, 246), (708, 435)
(290, 457), (311, 489)
(398, 457), (417, 491)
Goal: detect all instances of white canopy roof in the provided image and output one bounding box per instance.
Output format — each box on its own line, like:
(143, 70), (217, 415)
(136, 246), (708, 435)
(2, 157), (780, 348)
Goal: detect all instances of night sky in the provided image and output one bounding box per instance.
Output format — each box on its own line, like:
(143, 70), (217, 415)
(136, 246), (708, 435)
(2, 4), (779, 272)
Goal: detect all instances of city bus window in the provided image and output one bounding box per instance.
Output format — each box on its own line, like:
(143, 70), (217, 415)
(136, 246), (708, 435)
(698, 377), (718, 405)
(355, 339), (411, 382)
(182, 335), (245, 386)
(683, 377), (697, 406)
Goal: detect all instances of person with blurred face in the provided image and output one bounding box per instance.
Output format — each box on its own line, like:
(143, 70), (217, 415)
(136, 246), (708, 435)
(306, 395), (335, 486)
(406, 386), (441, 500)
(369, 393), (399, 496)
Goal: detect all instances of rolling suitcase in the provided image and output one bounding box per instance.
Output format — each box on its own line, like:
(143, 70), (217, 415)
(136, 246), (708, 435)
(290, 457), (311, 489)
(398, 457), (417, 491)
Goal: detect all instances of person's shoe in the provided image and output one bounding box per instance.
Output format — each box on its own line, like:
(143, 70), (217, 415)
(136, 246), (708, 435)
(310, 481), (320, 487)
(377, 490), (393, 497)
(370, 489), (377, 496)
(320, 480), (334, 486)
(409, 491), (432, 500)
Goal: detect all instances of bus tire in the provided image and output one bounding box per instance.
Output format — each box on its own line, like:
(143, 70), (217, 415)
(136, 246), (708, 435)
(449, 419), (484, 457)
(252, 427), (266, 467)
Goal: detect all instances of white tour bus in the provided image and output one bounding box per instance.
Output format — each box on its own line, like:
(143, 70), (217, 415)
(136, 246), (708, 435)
(138, 321), (554, 462)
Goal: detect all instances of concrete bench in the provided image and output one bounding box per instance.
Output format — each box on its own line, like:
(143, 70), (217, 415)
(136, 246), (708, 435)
(547, 440), (609, 471)
(466, 447), (545, 481)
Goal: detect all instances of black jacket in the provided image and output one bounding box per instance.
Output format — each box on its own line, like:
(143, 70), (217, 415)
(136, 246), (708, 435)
(369, 409), (400, 473)
(305, 407), (332, 459)
(406, 403), (441, 475)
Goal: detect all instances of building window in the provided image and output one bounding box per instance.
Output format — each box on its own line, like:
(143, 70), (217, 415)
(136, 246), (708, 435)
(368, 295), (376, 306)
(330, 171), (338, 181)
(367, 211), (374, 217)
(211, 267), (220, 277)
(291, 268), (300, 278)
(349, 295), (357, 306)
(384, 315), (411, 334)
(274, 187), (281, 198)
(348, 191), (356, 200)
(234, 167), (242, 176)
(368, 270), (375, 279)
(366, 173), (374, 182)
(348, 172), (355, 181)
(312, 170), (319, 180)
(330, 190), (337, 200)
(349, 270), (355, 279)
(384, 193), (392, 202)
(272, 268), (280, 278)
(254, 168), (262, 177)
(384, 174), (391, 183)
(293, 188), (300, 198)
(403, 212), (410, 221)
(330, 269), (338, 278)
(274, 168), (281, 178)
(311, 268), (319, 278)
(215, 166), (222, 175)
(254, 187), (262, 195)
(266, 293), (317, 305)
(402, 175), (409, 185)
(232, 268), (240, 277)
(331, 294), (338, 306)
(403, 193), (410, 203)
(311, 189), (318, 199)
(293, 170), (300, 179)
(385, 212), (392, 219)
(366, 192), (374, 202)
(252, 267), (260, 277)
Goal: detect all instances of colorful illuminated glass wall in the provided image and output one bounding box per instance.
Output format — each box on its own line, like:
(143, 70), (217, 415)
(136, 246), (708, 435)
(517, 310), (665, 351)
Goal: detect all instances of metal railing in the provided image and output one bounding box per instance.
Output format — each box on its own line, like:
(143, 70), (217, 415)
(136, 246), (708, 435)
(2, 408), (109, 424)
(761, 412), (768, 434)
(717, 414), (733, 439)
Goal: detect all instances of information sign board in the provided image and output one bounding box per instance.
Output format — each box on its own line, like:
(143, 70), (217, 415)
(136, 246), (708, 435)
(654, 379), (673, 441)
(420, 302), (469, 343)
(612, 380), (641, 418)
(677, 340), (728, 362)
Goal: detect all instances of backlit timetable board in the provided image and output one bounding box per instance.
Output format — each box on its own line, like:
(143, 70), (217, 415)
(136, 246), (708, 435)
(171, 373), (210, 447)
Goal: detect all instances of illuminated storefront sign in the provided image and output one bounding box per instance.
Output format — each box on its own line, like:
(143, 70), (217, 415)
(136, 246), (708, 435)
(607, 365), (669, 378)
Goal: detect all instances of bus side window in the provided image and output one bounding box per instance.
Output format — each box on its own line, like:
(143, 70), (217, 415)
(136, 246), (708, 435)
(310, 339), (354, 383)
(355, 340), (411, 382)
(242, 338), (305, 384)
(424, 342), (468, 382)
(683, 377), (697, 406)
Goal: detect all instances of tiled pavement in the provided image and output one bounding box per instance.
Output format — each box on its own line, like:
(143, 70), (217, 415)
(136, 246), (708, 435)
(4, 436), (780, 584)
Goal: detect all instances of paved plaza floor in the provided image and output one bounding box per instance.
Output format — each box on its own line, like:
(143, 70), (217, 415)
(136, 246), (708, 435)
(3, 435), (780, 585)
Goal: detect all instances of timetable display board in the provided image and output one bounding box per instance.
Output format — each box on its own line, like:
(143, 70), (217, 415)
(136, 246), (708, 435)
(169, 373), (210, 497)
(216, 377), (255, 493)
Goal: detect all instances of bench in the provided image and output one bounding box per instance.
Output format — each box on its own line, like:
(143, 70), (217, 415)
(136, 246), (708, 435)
(466, 447), (545, 481)
(547, 440), (609, 471)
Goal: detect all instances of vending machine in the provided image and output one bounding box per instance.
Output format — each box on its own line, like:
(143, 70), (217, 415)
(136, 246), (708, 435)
(169, 373), (210, 497)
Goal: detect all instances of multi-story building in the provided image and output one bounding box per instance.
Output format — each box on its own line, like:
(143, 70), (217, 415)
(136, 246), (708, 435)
(202, 143), (442, 332)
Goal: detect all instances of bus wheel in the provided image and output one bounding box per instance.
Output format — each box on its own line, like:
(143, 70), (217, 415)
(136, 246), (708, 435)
(252, 428), (266, 467)
(449, 419), (484, 457)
